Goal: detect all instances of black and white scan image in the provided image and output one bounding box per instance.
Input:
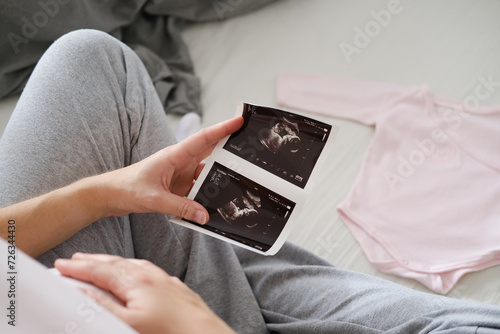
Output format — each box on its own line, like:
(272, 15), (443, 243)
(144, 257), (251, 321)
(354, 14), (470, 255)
(188, 162), (296, 252)
(223, 103), (332, 188)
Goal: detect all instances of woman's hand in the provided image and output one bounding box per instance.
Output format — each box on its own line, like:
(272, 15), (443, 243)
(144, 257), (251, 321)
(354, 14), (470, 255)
(55, 253), (236, 334)
(99, 116), (243, 224)
(0, 117), (243, 257)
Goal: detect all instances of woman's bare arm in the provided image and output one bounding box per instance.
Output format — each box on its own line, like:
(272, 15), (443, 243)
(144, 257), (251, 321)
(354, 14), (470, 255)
(0, 117), (244, 258)
(0, 176), (112, 257)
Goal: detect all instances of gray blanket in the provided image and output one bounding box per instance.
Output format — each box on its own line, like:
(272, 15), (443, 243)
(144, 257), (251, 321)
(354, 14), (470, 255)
(0, 0), (276, 115)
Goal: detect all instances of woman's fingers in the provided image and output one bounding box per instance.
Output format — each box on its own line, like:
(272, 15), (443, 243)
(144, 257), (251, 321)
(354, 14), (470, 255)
(158, 193), (208, 224)
(77, 286), (127, 318)
(55, 253), (236, 334)
(179, 117), (243, 161)
(195, 162), (206, 179)
(55, 255), (142, 302)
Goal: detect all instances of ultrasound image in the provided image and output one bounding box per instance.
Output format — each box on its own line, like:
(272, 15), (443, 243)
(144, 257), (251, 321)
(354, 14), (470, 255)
(188, 162), (296, 252)
(223, 103), (332, 188)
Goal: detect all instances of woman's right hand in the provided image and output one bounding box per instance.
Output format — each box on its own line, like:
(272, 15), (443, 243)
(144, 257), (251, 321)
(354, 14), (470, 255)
(55, 253), (236, 334)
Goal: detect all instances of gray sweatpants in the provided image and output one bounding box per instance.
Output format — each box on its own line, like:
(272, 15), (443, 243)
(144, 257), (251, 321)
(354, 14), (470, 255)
(1, 29), (499, 334)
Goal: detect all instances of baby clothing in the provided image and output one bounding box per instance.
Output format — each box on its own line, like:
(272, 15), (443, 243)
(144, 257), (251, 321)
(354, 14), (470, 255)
(4, 30), (500, 333)
(277, 73), (500, 294)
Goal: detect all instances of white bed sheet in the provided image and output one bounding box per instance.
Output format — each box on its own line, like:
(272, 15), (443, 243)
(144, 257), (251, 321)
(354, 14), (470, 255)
(181, 0), (500, 304)
(0, 0), (499, 305)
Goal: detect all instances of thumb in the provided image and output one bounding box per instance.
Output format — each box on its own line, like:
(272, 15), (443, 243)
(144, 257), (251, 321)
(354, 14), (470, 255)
(163, 194), (209, 225)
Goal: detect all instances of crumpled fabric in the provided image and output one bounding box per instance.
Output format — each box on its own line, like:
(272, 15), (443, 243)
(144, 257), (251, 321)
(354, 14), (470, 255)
(0, 0), (277, 115)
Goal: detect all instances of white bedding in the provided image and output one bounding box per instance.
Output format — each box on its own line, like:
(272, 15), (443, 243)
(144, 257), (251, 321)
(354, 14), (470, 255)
(182, 0), (500, 304)
(1, 0), (499, 305)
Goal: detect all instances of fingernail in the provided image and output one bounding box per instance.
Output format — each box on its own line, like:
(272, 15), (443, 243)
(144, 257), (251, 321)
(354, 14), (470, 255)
(193, 210), (206, 225)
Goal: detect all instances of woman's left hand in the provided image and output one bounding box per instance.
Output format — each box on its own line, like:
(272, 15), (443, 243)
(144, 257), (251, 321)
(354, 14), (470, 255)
(101, 116), (243, 224)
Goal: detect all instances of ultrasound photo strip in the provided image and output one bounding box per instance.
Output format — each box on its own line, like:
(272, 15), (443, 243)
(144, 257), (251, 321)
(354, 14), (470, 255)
(171, 102), (337, 255)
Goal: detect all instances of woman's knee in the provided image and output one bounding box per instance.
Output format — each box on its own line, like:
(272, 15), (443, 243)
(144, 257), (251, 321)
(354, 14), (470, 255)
(40, 29), (127, 76)
(52, 29), (120, 55)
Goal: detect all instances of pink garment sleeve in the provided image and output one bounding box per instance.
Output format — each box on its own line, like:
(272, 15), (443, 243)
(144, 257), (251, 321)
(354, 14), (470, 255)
(276, 73), (407, 126)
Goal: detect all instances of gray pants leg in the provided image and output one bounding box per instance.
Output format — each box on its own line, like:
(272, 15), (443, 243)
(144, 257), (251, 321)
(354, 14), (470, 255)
(1, 29), (499, 334)
(0, 28), (175, 264)
(0, 29), (268, 333)
(236, 243), (500, 333)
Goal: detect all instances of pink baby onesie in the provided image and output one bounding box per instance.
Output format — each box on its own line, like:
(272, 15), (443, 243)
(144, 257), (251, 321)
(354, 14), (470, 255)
(277, 73), (500, 294)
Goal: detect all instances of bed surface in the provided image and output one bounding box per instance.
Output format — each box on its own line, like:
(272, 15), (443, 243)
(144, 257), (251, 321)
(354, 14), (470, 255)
(181, 0), (500, 304)
(1, 0), (500, 304)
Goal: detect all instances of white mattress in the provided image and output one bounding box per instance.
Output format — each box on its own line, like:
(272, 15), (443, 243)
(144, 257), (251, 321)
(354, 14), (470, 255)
(1, 0), (499, 305)
(181, 0), (500, 304)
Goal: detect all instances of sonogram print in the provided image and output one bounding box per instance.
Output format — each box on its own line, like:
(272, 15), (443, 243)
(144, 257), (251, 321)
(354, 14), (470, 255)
(223, 103), (332, 188)
(189, 162), (296, 252)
